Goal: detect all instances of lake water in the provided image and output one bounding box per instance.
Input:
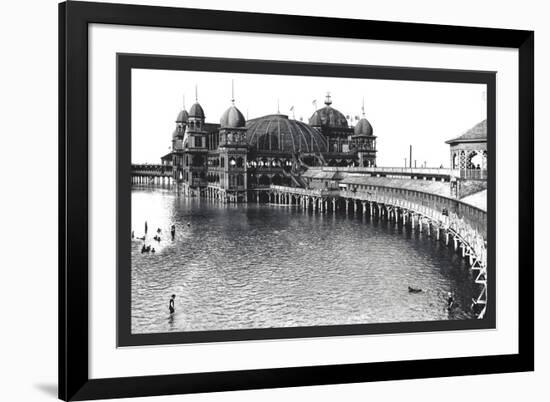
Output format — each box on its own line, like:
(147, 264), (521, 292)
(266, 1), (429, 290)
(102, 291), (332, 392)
(131, 186), (475, 334)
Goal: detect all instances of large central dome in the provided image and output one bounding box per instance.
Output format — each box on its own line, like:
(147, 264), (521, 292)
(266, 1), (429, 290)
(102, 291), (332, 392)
(246, 114), (327, 153)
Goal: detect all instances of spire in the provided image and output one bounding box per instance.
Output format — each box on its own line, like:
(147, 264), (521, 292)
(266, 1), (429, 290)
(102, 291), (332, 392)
(183, 94), (186, 110)
(361, 97), (365, 117)
(231, 79), (235, 105)
(195, 84), (198, 102)
(325, 91), (332, 106)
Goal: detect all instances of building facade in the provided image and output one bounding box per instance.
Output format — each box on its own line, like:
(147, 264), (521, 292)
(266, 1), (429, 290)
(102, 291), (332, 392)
(446, 119), (487, 170)
(168, 93), (377, 201)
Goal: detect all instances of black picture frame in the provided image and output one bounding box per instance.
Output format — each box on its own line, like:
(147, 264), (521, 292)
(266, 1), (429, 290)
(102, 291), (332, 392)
(59, 1), (534, 400)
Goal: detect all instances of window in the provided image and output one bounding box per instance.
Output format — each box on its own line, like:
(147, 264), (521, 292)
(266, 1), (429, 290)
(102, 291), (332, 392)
(194, 136), (202, 148)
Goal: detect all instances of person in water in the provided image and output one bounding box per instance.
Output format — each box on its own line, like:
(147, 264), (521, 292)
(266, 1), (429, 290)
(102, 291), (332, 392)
(447, 292), (455, 310)
(170, 224), (176, 240)
(169, 294), (176, 314)
(145, 220), (148, 234)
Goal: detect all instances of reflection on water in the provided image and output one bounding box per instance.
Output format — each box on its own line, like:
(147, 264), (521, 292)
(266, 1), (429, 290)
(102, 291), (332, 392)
(131, 186), (475, 334)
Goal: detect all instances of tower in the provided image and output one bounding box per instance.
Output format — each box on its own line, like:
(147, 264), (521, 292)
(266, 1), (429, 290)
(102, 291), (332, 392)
(218, 81), (248, 202)
(352, 99), (377, 167)
(172, 97), (188, 182)
(308, 92), (353, 153)
(181, 87), (208, 190)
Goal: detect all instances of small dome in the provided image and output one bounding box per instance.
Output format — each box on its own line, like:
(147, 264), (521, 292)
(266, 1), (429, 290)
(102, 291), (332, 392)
(176, 109), (189, 123)
(189, 102), (205, 119)
(309, 112), (322, 126)
(354, 118), (373, 136)
(309, 107), (348, 128)
(220, 105), (246, 128)
(308, 95), (348, 128)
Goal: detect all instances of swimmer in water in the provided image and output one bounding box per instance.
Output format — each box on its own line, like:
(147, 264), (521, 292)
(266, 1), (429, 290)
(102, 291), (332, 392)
(169, 294), (176, 314)
(447, 292), (454, 310)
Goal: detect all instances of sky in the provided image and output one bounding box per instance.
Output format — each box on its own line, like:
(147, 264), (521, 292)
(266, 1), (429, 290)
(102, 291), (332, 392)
(132, 69), (486, 167)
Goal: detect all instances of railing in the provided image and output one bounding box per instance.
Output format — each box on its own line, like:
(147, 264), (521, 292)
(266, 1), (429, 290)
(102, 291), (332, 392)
(312, 166), (454, 175)
(340, 189), (486, 267)
(308, 166), (487, 181)
(131, 164), (173, 176)
(269, 185), (338, 197)
(456, 169), (488, 180)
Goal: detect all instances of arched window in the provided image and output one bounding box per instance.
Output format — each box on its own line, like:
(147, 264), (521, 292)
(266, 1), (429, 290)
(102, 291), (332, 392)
(192, 155), (204, 167)
(237, 174), (244, 186)
(272, 174), (283, 186)
(258, 175), (270, 186)
(236, 157), (244, 168)
(468, 151), (483, 169)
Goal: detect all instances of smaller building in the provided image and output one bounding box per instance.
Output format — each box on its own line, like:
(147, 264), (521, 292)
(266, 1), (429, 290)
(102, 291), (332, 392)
(446, 119), (487, 170)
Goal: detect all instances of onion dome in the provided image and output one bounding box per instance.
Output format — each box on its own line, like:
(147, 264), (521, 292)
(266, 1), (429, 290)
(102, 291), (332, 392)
(189, 102), (205, 119)
(246, 114), (327, 153)
(354, 117), (373, 136)
(220, 105), (246, 128)
(175, 109), (189, 123)
(308, 93), (348, 128)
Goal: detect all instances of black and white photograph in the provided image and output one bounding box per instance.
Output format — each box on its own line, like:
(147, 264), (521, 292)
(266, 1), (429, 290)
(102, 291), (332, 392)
(121, 57), (494, 344)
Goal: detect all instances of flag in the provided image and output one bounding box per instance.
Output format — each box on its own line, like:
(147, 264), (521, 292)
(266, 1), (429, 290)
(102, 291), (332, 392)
(290, 105), (294, 111)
